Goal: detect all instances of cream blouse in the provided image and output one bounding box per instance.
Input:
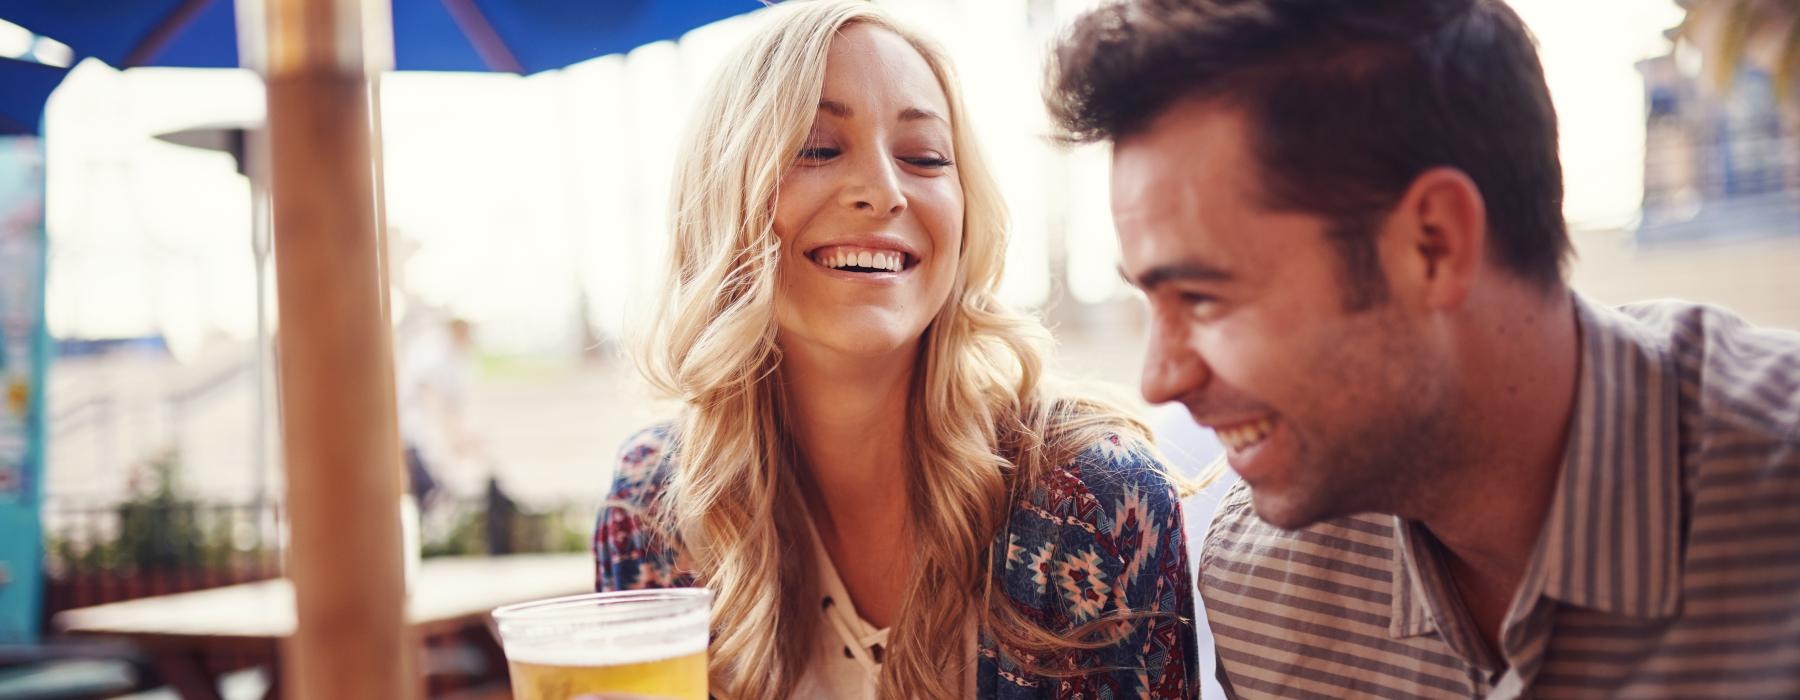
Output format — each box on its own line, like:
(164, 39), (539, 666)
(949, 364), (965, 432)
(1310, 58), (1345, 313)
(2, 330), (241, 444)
(793, 517), (978, 698)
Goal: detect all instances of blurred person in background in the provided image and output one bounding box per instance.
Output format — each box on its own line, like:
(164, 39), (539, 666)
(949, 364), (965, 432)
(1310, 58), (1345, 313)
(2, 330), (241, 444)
(1048, 0), (1800, 696)
(397, 316), (481, 509)
(593, 1), (1199, 697)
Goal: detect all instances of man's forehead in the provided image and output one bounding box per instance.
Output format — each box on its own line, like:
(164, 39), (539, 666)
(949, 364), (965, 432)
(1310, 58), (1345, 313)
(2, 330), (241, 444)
(1115, 100), (1257, 178)
(1109, 113), (1269, 280)
(1112, 153), (1211, 221)
(1111, 146), (1243, 253)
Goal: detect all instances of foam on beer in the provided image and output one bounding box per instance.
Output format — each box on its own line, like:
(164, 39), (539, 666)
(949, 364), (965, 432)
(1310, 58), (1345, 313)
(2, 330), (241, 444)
(500, 606), (709, 668)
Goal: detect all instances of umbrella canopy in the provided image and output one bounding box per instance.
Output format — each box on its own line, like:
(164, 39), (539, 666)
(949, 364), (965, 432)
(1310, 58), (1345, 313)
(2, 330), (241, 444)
(0, 56), (67, 135)
(0, 0), (762, 73)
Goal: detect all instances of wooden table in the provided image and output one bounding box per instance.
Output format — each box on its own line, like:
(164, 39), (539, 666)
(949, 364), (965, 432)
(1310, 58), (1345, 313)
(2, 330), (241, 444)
(53, 553), (592, 699)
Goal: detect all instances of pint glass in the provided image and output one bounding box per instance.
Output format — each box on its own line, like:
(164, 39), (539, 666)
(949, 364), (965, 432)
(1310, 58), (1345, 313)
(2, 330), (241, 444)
(492, 589), (711, 700)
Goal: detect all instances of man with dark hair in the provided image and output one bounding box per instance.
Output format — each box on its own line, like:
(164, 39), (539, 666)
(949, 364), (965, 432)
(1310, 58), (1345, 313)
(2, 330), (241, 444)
(1046, 0), (1800, 696)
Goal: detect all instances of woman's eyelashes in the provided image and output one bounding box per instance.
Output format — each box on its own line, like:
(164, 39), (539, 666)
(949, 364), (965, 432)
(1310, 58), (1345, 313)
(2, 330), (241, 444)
(797, 145), (841, 163)
(794, 142), (953, 169)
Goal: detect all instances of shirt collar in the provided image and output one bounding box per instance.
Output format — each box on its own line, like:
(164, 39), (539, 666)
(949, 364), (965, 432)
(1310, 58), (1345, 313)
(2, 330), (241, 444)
(1389, 293), (1685, 640)
(1531, 294), (1684, 617)
(1390, 519), (1439, 638)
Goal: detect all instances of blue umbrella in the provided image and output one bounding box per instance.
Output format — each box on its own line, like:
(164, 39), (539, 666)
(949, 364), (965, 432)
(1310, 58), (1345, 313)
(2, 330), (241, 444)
(0, 56), (67, 135)
(0, 0), (765, 74)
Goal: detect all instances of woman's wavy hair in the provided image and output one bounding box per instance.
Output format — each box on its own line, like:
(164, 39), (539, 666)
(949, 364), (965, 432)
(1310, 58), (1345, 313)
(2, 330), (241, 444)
(632, 1), (1179, 696)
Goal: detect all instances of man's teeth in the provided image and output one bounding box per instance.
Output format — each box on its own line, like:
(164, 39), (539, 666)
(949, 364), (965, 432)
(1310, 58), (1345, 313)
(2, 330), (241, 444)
(822, 250), (903, 272)
(1217, 418), (1274, 452)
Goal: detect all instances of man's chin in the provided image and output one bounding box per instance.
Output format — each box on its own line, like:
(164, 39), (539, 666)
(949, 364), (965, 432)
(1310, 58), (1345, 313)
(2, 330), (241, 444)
(1248, 488), (1339, 531)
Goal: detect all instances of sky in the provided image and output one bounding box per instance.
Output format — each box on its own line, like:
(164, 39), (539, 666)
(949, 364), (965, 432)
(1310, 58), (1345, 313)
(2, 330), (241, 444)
(12, 0), (1690, 357)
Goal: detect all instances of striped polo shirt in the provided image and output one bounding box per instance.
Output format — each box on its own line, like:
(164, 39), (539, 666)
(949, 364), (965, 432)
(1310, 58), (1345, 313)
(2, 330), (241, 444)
(1198, 295), (1800, 699)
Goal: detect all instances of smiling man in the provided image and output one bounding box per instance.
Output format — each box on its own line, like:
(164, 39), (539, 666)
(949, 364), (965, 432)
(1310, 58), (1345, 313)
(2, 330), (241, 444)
(1046, 0), (1800, 697)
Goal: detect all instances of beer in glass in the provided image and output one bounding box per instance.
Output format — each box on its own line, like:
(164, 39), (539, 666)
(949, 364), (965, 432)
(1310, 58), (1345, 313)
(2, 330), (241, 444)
(493, 588), (710, 700)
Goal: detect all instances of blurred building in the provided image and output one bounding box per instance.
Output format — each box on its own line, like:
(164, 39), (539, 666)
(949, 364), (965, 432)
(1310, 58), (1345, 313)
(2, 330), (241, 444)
(1636, 55), (1800, 243)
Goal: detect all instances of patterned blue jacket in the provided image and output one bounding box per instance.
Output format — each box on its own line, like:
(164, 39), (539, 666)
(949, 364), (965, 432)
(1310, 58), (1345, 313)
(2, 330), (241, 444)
(593, 425), (1198, 699)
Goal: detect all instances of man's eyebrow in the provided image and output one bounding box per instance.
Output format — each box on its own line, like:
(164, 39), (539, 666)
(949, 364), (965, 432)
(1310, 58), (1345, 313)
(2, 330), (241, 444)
(1119, 261), (1235, 290)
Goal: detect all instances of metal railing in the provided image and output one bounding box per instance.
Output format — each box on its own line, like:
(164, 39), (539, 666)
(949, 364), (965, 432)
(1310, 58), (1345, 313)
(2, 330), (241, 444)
(40, 498), (284, 619)
(37, 490), (596, 695)
(39, 488), (595, 616)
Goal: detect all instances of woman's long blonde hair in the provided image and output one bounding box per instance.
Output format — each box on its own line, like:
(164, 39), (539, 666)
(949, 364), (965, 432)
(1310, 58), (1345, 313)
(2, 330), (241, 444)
(634, 2), (1167, 697)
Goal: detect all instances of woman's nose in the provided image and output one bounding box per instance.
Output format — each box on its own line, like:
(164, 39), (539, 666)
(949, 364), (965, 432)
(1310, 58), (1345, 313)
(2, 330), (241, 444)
(841, 152), (905, 216)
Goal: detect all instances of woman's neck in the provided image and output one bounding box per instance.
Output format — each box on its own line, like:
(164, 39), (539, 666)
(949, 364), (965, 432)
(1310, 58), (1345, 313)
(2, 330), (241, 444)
(780, 339), (915, 531)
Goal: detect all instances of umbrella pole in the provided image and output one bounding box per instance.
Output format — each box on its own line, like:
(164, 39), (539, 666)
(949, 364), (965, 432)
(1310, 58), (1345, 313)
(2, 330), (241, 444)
(252, 0), (415, 697)
(250, 150), (270, 544)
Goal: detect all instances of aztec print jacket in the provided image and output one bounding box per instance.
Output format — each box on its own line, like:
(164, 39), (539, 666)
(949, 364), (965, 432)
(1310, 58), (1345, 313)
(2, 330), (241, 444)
(593, 424), (1198, 699)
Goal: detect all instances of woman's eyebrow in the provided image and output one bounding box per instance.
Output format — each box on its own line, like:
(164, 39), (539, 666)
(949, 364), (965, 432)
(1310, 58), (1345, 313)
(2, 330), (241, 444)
(900, 106), (946, 124)
(816, 100), (945, 125)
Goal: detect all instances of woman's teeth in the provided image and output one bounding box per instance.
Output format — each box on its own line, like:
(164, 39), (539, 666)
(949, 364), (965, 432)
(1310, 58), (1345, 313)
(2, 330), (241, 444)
(1217, 417), (1274, 452)
(819, 250), (904, 273)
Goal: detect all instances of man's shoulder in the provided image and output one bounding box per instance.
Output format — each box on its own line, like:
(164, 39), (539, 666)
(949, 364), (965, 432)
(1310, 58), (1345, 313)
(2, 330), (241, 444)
(1199, 487), (1478, 695)
(1202, 480), (1399, 579)
(1614, 300), (1800, 440)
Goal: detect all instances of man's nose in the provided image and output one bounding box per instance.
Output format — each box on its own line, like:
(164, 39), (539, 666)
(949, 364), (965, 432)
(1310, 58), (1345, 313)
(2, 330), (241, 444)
(1141, 319), (1210, 406)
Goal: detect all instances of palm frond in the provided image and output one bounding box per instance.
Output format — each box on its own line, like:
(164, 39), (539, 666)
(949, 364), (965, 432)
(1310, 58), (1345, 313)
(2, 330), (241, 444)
(1675, 0), (1800, 104)
(1776, 8), (1800, 102)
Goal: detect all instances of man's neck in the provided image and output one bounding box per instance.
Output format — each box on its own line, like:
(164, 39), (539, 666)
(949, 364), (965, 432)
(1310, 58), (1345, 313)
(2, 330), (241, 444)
(1415, 286), (1580, 653)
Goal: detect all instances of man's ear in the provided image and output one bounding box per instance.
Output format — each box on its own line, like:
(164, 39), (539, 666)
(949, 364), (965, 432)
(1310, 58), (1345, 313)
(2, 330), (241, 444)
(1383, 167), (1487, 311)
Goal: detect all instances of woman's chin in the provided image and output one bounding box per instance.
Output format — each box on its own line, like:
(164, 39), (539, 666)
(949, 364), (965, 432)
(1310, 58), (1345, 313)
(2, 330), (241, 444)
(820, 330), (919, 357)
(778, 323), (924, 361)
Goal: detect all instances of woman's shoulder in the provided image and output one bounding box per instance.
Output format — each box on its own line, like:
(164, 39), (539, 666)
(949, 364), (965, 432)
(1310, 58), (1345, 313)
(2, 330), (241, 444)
(608, 423), (677, 504)
(595, 423), (689, 591)
(989, 428), (1199, 694)
(1029, 430), (1181, 516)
(1001, 427), (1186, 562)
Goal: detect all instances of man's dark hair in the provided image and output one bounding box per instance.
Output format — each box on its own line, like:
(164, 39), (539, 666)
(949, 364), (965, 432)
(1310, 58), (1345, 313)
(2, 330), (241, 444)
(1047, 0), (1570, 303)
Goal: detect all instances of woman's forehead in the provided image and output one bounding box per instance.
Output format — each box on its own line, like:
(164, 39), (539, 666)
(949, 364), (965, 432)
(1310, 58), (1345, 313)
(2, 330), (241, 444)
(818, 24), (950, 119)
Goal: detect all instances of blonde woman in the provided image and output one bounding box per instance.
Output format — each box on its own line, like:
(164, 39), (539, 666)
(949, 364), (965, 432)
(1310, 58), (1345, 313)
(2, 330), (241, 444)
(594, 2), (1197, 697)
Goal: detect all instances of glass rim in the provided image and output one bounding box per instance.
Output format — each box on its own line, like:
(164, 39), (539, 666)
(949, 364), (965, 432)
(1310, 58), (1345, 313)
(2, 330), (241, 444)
(491, 588), (712, 624)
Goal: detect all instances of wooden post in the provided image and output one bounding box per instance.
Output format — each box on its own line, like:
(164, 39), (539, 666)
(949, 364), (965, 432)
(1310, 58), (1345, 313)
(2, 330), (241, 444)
(244, 0), (415, 697)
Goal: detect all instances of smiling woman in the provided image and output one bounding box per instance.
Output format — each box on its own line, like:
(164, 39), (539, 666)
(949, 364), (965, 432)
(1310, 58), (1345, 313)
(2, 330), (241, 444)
(770, 22), (963, 365)
(589, 1), (1200, 699)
